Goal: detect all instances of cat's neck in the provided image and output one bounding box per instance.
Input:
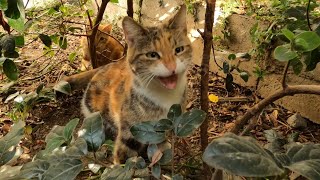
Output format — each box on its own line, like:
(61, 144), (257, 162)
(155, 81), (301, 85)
(132, 73), (187, 110)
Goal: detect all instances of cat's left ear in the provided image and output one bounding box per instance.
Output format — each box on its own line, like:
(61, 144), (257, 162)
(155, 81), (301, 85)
(168, 5), (187, 32)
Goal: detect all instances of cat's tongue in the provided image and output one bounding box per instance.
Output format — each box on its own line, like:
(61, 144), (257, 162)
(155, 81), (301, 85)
(158, 74), (178, 89)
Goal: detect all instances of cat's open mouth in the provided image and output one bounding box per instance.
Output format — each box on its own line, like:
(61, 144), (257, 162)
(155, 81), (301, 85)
(158, 74), (178, 90)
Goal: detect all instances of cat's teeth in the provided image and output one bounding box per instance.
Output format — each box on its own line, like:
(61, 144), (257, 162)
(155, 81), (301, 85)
(158, 74), (178, 90)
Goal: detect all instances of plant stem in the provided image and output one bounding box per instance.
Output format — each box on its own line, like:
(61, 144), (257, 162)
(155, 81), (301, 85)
(127, 0), (134, 18)
(171, 133), (175, 176)
(89, 0), (110, 69)
(306, 0), (312, 31)
(230, 85), (320, 134)
(281, 61), (290, 89)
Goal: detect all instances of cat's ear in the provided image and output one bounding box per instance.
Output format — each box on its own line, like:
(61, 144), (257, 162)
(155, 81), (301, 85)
(100, 24), (112, 33)
(168, 5), (187, 32)
(122, 17), (146, 45)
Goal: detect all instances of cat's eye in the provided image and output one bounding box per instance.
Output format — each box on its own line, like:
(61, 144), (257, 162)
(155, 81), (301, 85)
(146, 52), (160, 59)
(175, 46), (184, 54)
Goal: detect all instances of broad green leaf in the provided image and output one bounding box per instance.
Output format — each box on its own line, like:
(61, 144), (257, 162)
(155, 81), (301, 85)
(151, 163), (161, 179)
(131, 121), (165, 144)
(174, 109), (206, 137)
(167, 104), (182, 120)
(68, 52), (77, 63)
(172, 174), (184, 180)
(59, 36), (67, 50)
(14, 35), (24, 47)
(154, 119), (173, 131)
(147, 144), (159, 162)
(281, 29), (294, 41)
(3, 59), (18, 80)
(284, 144), (320, 180)
(0, 165), (22, 180)
(304, 49), (320, 71)
(274, 44), (298, 61)
(0, 0), (8, 10)
(0, 120), (25, 165)
(63, 118), (79, 143)
(290, 58), (303, 75)
(293, 31), (320, 52)
(39, 34), (52, 47)
(42, 158), (83, 180)
(225, 73), (233, 92)
(264, 129), (281, 143)
(228, 54), (236, 60)
(16, 160), (50, 179)
(159, 148), (172, 165)
(43, 136), (65, 155)
(223, 61), (229, 73)
(203, 133), (284, 177)
(101, 165), (134, 180)
(125, 156), (146, 170)
(79, 112), (105, 151)
(0, 148), (16, 166)
(239, 71), (249, 82)
(0, 35), (16, 53)
(53, 80), (71, 95)
(4, 0), (25, 32)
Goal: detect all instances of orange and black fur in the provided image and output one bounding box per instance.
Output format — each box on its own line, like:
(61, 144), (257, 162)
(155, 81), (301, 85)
(80, 24), (124, 71)
(63, 5), (192, 164)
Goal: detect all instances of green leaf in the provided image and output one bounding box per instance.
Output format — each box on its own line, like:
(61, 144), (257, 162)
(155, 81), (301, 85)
(0, 35), (16, 53)
(17, 160), (50, 179)
(281, 29), (294, 41)
(172, 174), (184, 180)
(79, 112), (105, 151)
(154, 119), (173, 131)
(223, 61), (229, 73)
(290, 58), (303, 75)
(274, 44), (298, 61)
(110, 0), (119, 3)
(14, 35), (24, 47)
(167, 104), (182, 120)
(0, 0), (8, 10)
(131, 121), (166, 144)
(59, 36), (67, 50)
(239, 71), (249, 82)
(68, 52), (77, 63)
(173, 109), (206, 137)
(39, 34), (52, 47)
(225, 73), (233, 92)
(264, 129), (281, 143)
(63, 118), (79, 144)
(147, 144), (159, 162)
(159, 148), (172, 165)
(42, 158), (83, 180)
(293, 31), (320, 52)
(203, 133), (284, 177)
(125, 156), (146, 170)
(284, 144), (320, 180)
(3, 59), (18, 80)
(151, 163), (161, 179)
(53, 80), (71, 95)
(228, 54), (236, 60)
(101, 165), (134, 180)
(44, 125), (66, 155)
(4, 0), (25, 32)
(304, 49), (320, 71)
(0, 120), (25, 165)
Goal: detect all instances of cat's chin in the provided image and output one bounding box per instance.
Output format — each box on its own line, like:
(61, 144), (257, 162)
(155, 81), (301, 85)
(157, 74), (178, 90)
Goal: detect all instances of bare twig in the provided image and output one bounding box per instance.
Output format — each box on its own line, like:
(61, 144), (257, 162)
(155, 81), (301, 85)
(89, 0), (110, 68)
(230, 85), (320, 134)
(306, 0), (312, 31)
(127, 0), (134, 18)
(137, 0), (144, 23)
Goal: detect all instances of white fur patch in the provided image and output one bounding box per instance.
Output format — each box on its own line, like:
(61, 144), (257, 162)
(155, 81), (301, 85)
(151, 58), (187, 77)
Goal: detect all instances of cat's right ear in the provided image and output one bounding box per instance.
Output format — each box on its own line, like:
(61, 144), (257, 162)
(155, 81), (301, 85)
(122, 17), (146, 46)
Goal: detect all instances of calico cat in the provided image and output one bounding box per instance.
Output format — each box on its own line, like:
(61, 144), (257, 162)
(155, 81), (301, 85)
(63, 5), (192, 164)
(80, 24), (124, 71)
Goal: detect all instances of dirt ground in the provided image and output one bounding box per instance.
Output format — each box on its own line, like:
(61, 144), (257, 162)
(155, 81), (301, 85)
(1, 3), (320, 180)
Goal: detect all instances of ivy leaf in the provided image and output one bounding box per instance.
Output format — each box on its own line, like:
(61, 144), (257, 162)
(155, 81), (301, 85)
(131, 121), (165, 144)
(293, 31), (320, 52)
(239, 71), (249, 82)
(0, 120), (25, 165)
(167, 104), (182, 120)
(274, 44), (298, 62)
(154, 119), (173, 131)
(290, 58), (303, 75)
(151, 163), (161, 179)
(53, 80), (71, 95)
(63, 118), (79, 144)
(173, 109), (206, 137)
(79, 112), (105, 151)
(39, 34), (52, 47)
(281, 28), (294, 41)
(3, 59), (18, 80)
(203, 133), (284, 177)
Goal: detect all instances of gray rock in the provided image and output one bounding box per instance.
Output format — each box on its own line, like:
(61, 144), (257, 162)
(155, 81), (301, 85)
(287, 113), (308, 128)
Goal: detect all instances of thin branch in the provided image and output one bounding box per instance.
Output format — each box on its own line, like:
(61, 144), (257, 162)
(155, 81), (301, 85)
(230, 85), (320, 134)
(281, 61), (290, 89)
(306, 0), (312, 31)
(127, 0), (134, 18)
(137, 0), (144, 23)
(89, 0), (110, 68)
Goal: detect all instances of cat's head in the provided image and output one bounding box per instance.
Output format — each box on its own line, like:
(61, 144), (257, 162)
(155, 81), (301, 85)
(122, 5), (192, 90)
